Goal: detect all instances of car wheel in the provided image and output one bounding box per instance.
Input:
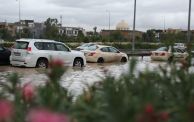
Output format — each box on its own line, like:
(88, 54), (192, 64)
(168, 56), (173, 62)
(121, 57), (127, 63)
(97, 57), (104, 63)
(73, 58), (83, 67)
(36, 59), (48, 68)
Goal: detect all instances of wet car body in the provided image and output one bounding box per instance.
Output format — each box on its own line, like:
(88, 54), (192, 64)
(82, 45), (128, 63)
(151, 47), (188, 61)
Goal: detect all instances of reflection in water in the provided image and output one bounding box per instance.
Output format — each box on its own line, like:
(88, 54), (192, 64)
(0, 57), (167, 97)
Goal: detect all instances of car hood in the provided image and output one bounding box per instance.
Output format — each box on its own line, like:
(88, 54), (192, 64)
(71, 50), (85, 55)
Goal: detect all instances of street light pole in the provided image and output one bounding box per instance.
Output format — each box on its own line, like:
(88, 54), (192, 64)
(106, 10), (111, 41)
(187, 0), (192, 43)
(16, 0), (21, 38)
(132, 0), (137, 51)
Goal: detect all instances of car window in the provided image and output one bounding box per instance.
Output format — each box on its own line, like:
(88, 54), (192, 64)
(43, 43), (55, 50)
(55, 43), (69, 51)
(81, 43), (95, 47)
(109, 47), (119, 53)
(14, 41), (29, 49)
(174, 48), (185, 53)
(100, 47), (109, 52)
(81, 43), (89, 47)
(156, 47), (168, 51)
(0, 46), (4, 51)
(34, 42), (43, 50)
(86, 45), (97, 51)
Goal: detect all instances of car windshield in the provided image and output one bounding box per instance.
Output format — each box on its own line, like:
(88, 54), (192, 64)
(0, 46), (4, 51)
(80, 43), (95, 47)
(156, 47), (168, 51)
(174, 48), (186, 53)
(14, 41), (29, 49)
(85, 45), (98, 51)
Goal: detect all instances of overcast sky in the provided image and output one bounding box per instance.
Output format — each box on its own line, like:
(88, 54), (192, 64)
(0, 0), (193, 31)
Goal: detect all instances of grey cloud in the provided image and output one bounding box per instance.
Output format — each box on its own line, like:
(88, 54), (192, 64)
(0, 0), (193, 31)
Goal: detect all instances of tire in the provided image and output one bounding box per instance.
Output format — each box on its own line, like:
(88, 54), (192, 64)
(97, 57), (104, 63)
(168, 56), (173, 62)
(73, 58), (83, 67)
(121, 57), (127, 63)
(36, 59), (48, 68)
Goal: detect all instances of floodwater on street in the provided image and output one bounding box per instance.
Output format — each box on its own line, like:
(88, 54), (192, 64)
(0, 56), (175, 97)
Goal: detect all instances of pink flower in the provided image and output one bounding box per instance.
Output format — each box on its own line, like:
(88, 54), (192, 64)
(22, 83), (35, 102)
(27, 108), (69, 122)
(159, 112), (169, 121)
(145, 104), (154, 114)
(0, 100), (13, 121)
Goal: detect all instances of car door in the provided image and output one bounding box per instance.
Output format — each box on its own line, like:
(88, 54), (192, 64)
(41, 42), (57, 60)
(55, 43), (73, 66)
(108, 47), (122, 62)
(99, 47), (112, 62)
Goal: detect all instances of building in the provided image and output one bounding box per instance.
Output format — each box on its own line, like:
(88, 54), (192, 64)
(100, 20), (143, 41)
(0, 22), (17, 37)
(164, 28), (183, 34)
(31, 23), (45, 38)
(59, 27), (86, 37)
(116, 20), (130, 30)
(15, 20), (35, 33)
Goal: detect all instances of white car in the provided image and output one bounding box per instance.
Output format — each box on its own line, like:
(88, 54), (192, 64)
(174, 43), (186, 50)
(10, 39), (86, 68)
(75, 43), (97, 51)
(82, 45), (128, 63)
(151, 47), (188, 61)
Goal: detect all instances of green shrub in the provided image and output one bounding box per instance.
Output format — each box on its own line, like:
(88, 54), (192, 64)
(0, 57), (194, 122)
(0, 42), (14, 48)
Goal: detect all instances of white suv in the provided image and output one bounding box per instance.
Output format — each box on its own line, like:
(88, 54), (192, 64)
(10, 39), (86, 68)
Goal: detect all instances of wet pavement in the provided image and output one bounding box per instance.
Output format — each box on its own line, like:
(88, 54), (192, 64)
(0, 56), (169, 97)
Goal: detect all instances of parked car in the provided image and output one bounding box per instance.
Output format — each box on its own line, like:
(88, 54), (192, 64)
(174, 43), (186, 50)
(75, 43), (97, 51)
(10, 39), (86, 68)
(151, 47), (188, 61)
(0, 45), (11, 64)
(81, 45), (128, 63)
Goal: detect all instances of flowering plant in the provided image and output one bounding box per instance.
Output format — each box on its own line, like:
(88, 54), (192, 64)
(0, 58), (194, 122)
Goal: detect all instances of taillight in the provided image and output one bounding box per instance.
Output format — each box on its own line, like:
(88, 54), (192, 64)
(27, 47), (32, 52)
(88, 52), (96, 56)
(160, 53), (166, 56)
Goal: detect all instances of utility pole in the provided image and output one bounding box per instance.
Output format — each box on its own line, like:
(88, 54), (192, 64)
(187, 0), (192, 43)
(16, 0), (21, 38)
(60, 15), (63, 27)
(106, 10), (111, 41)
(59, 15), (63, 42)
(132, 0), (137, 51)
(163, 16), (166, 32)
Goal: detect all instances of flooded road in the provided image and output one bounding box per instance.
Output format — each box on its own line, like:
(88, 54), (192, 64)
(0, 56), (168, 97)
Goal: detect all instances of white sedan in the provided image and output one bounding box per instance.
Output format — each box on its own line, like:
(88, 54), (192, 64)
(81, 45), (128, 63)
(151, 47), (188, 61)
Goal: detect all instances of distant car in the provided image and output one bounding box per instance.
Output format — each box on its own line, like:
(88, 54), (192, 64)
(82, 45), (128, 63)
(151, 47), (188, 61)
(10, 39), (86, 68)
(0, 45), (11, 64)
(75, 43), (97, 51)
(174, 43), (186, 50)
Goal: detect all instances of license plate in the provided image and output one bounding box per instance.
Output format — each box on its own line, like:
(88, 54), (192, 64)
(14, 52), (21, 56)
